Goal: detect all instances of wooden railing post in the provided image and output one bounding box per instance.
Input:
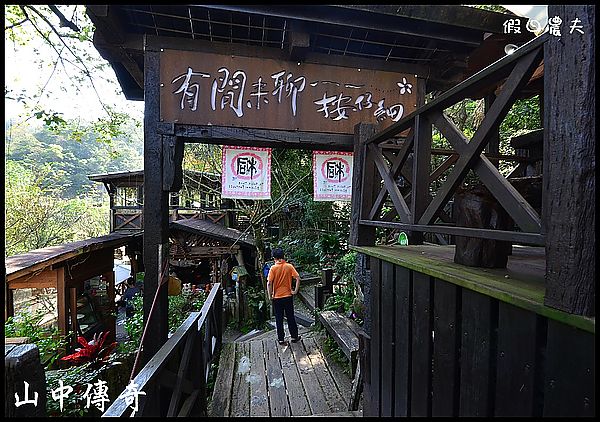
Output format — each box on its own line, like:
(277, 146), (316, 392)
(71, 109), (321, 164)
(410, 114), (432, 244)
(543, 4), (595, 316)
(350, 123), (377, 246)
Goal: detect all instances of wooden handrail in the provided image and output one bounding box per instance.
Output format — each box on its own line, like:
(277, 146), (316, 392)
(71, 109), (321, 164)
(358, 33), (548, 244)
(103, 283), (223, 417)
(365, 33), (548, 145)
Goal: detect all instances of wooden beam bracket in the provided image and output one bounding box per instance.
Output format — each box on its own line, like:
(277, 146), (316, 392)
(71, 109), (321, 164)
(163, 136), (185, 192)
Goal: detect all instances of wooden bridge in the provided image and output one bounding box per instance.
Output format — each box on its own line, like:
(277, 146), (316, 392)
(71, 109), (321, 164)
(103, 283), (363, 417)
(209, 328), (361, 417)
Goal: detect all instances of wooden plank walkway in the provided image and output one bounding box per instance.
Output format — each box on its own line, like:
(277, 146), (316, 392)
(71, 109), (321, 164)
(209, 329), (360, 417)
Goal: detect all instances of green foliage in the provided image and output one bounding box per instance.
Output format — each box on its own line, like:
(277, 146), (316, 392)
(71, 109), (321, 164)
(314, 232), (347, 267)
(240, 284), (270, 333)
(120, 296), (144, 354)
(168, 289), (208, 334)
(323, 283), (356, 315)
(33, 110), (67, 131)
(4, 159), (109, 256)
(441, 95), (542, 181)
(45, 360), (119, 417)
(334, 251), (357, 283)
(322, 335), (351, 375)
(6, 118), (143, 198)
(120, 288), (208, 354)
(5, 310), (68, 368)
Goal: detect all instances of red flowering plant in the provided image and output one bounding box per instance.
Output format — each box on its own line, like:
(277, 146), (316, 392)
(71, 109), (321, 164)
(60, 331), (117, 367)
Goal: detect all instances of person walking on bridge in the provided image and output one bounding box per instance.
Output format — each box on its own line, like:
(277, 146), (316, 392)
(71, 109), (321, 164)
(267, 248), (301, 345)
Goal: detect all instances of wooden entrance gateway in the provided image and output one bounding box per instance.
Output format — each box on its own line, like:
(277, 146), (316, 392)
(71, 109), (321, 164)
(87, 4), (594, 417)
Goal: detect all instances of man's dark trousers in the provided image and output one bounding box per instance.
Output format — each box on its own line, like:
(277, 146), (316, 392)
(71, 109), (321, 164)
(272, 295), (299, 342)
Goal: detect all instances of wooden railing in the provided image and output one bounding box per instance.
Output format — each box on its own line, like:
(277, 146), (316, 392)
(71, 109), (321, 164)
(103, 283), (223, 417)
(357, 34), (548, 246)
(111, 208), (228, 231)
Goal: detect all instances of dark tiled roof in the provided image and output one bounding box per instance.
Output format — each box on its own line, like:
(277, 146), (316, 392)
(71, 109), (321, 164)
(6, 232), (142, 278)
(171, 219), (255, 247)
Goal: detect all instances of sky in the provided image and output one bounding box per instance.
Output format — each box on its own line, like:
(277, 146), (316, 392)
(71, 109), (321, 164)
(4, 27), (144, 126)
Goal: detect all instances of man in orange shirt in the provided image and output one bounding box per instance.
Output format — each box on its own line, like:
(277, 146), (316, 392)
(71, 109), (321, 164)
(267, 248), (301, 345)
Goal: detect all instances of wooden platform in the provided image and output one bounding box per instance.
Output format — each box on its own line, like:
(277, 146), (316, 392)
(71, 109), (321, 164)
(209, 330), (359, 417)
(352, 244), (594, 333)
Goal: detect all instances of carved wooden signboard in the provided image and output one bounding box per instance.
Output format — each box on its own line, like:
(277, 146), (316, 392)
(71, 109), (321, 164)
(160, 49), (418, 134)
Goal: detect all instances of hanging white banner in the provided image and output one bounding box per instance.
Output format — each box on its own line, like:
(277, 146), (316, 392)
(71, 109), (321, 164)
(313, 151), (353, 201)
(221, 146), (271, 199)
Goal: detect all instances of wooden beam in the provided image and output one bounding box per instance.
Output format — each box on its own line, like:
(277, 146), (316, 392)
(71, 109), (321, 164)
(5, 276), (14, 320)
(288, 20), (310, 62)
(431, 110), (542, 233)
(337, 5), (513, 34)
(368, 129), (414, 220)
(368, 144), (412, 223)
(172, 245), (240, 257)
(171, 124), (354, 151)
(381, 143), (535, 162)
(143, 38), (170, 378)
(510, 128), (543, 149)
(6, 233), (140, 281)
(87, 5), (144, 88)
(57, 250), (114, 285)
(202, 5), (483, 46)
(145, 34), (430, 77)
(359, 219), (544, 245)
(8, 268), (58, 290)
(418, 47), (543, 227)
(104, 271), (116, 344)
(543, 5), (595, 317)
(69, 287), (78, 344)
(429, 154), (458, 183)
(484, 92), (500, 167)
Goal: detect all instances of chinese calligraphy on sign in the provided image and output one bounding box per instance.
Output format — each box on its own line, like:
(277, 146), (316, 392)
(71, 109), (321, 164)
(313, 151), (354, 201)
(13, 378), (149, 416)
(161, 49), (417, 134)
(222, 146), (271, 199)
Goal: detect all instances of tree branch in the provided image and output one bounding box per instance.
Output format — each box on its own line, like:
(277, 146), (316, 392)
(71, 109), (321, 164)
(5, 17), (29, 30)
(48, 5), (80, 32)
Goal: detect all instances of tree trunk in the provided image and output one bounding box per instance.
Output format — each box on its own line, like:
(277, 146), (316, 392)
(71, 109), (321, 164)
(453, 184), (513, 268)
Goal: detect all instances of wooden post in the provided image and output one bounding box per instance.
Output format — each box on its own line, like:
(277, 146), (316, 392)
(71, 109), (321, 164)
(142, 37), (170, 416)
(56, 267), (68, 343)
(350, 123), (377, 246)
(484, 92), (500, 168)
(104, 270), (116, 344)
(5, 344), (47, 417)
(69, 287), (78, 343)
(5, 265), (14, 320)
(410, 114), (432, 244)
(543, 5), (595, 316)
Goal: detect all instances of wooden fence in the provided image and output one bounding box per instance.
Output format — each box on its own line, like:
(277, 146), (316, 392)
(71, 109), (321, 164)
(356, 34), (548, 246)
(102, 283), (223, 417)
(111, 208), (228, 231)
(358, 253), (594, 417)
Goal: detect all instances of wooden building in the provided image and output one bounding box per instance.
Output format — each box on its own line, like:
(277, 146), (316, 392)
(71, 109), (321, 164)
(169, 218), (256, 289)
(88, 169), (242, 231)
(5, 232), (142, 349)
(87, 4), (594, 417)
